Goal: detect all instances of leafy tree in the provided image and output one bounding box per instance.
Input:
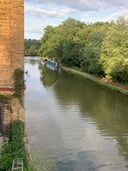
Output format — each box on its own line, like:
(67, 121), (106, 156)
(60, 38), (82, 67)
(24, 39), (41, 56)
(80, 24), (108, 76)
(39, 26), (55, 57)
(39, 18), (86, 61)
(100, 17), (128, 83)
(29, 45), (37, 56)
(39, 17), (128, 84)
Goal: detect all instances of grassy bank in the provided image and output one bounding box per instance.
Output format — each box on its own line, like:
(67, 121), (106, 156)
(0, 120), (28, 171)
(61, 66), (128, 96)
(0, 120), (56, 171)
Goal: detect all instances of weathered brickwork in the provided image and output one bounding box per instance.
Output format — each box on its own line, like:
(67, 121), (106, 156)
(0, 0), (24, 130)
(0, 0), (24, 87)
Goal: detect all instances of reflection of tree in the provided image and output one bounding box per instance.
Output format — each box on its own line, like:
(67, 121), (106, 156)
(94, 92), (128, 163)
(80, 88), (128, 163)
(39, 63), (59, 87)
(25, 57), (38, 66)
(54, 70), (128, 164)
(118, 136), (128, 162)
(54, 69), (100, 107)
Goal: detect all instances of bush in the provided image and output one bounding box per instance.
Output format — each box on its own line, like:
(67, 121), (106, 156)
(0, 120), (28, 170)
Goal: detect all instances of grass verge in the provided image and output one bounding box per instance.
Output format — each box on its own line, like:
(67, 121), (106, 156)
(0, 120), (28, 171)
(61, 66), (128, 96)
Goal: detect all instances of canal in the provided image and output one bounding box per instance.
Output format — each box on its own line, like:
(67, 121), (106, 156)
(25, 57), (128, 171)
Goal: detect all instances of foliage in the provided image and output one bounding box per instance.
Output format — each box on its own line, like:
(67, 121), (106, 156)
(29, 45), (37, 56)
(0, 120), (56, 171)
(27, 152), (56, 171)
(39, 17), (128, 84)
(0, 94), (10, 107)
(80, 28), (106, 76)
(60, 38), (82, 67)
(0, 68), (24, 112)
(100, 17), (128, 83)
(0, 120), (28, 170)
(24, 39), (41, 56)
(39, 18), (86, 62)
(13, 68), (24, 99)
(39, 25), (59, 58)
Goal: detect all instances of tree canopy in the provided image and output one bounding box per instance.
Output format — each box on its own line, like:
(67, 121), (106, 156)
(24, 39), (41, 56)
(100, 17), (128, 83)
(39, 17), (128, 84)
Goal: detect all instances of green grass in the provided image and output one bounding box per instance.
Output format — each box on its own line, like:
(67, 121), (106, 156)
(62, 66), (128, 96)
(0, 120), (28, 171)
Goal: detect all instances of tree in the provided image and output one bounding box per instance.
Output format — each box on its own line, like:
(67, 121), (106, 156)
(100, 17), (128, 83)
(80, 24), (107, 76)
(39, 17), (128, 84)
(29, 45), (37, 56)
(39, 26), (55, 57)
(24, 39), (41, 56)
(60, 38), (82, 67)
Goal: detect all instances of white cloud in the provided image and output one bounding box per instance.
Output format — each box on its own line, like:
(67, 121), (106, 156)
(24, 0), (128, 39)
(25, 24), (43, 39)
(25, 0), (128, 11)
(25, 25), (42, 34)
(106, 0), (128, 7)
(25, 3), (76, 18)
(81, 8), (128, 24)
(109, 9), (128, 20)
(25, 5), (60, 18)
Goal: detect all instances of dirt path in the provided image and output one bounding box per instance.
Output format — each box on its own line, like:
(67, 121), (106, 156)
(62, 66), (128, 95)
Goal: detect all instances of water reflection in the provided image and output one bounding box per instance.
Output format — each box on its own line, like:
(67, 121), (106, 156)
(25, 58), (128, 171)
(38, 62), (59, 87)
(54, 69), (128, 167)
(25, 56), (39, 66)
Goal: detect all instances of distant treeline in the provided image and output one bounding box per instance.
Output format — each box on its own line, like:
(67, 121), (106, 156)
(24, 39), (41, 56)
(38, 17), (128, 84)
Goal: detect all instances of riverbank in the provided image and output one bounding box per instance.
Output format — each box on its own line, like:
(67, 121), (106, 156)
(0, 121), (28, 170)
(62, 66), (128, 96)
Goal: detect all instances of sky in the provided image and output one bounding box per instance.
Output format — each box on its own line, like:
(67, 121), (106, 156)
(25, 0), (128, 40)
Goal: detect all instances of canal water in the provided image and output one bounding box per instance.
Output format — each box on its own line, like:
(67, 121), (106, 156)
(25, 57), (128, 171)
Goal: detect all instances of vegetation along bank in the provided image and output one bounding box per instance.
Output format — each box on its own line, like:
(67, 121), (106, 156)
(24, 39), (41, 56)
(62, 66), (128, 96)
(38, 17), (128, 91)
(0, 120), (28, 170)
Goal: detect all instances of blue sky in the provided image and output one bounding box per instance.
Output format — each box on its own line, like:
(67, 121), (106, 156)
(25, 0), (128, 40)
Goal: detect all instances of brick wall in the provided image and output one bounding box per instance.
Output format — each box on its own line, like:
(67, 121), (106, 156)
(0, 0), (24, 129)
(0, 0), (24, 87)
